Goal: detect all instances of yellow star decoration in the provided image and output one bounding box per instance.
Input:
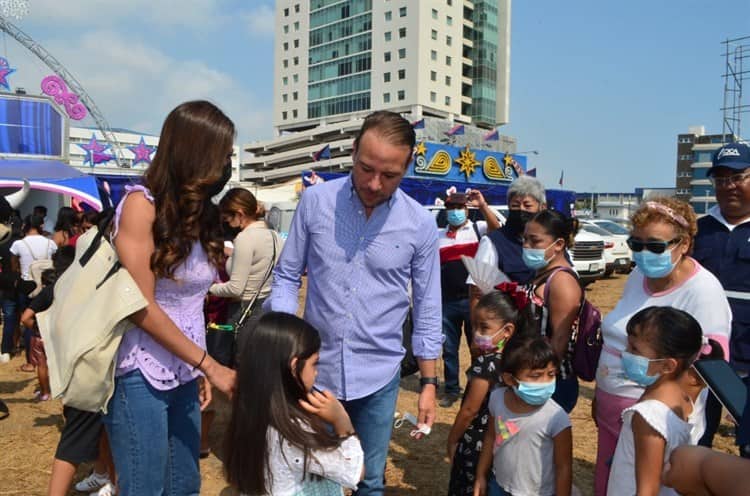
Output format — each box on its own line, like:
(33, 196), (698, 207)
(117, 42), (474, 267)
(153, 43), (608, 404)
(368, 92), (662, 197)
(456, 146), (479, 179)
(415, 141), (427, 156)
(503, 154), (515, 167)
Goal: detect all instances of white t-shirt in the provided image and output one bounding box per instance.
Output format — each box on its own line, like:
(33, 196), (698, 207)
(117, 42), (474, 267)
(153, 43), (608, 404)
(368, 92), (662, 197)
(607, 399), (692, 496)
(596, 260), (732, 399)
(488, 387), (571, 496)
(10, 234), (57, 280)
(252, 426), (364, 496)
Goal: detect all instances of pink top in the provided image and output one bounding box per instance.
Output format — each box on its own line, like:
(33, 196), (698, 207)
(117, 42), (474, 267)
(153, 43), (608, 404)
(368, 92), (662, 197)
(113, 185), (217, 390)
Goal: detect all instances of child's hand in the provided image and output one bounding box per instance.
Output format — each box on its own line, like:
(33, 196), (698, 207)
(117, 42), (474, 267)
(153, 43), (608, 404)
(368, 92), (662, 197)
(473, 477), (487, 496)
(447, 441), (458, 463)
(300, 388), (355, 436)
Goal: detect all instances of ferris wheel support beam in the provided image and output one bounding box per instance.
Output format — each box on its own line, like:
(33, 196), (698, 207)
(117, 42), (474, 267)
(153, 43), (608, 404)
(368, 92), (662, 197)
(0, 15), (126, 167)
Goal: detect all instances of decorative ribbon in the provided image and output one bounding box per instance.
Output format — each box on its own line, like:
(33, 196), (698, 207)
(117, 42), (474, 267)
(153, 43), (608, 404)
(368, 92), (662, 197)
(644, 201), (689, 229)
(495, 281), (530, 310)
(41, 75), (87, 121)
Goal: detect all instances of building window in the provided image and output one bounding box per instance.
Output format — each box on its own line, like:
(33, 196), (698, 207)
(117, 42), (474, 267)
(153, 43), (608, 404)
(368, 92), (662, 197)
(284, 7), (289, 16)
(384, 51), (391, 62)
(447, 0), (452, 5)
(284, 25), (289, 34)
(294, 39), (299, 48)
(385, 31), (392, 41)
(398, 90), (405, 100)
(399, 6), (407, 17)
(446, 35), (452, 46)
(282, 111), (288, 120)
(283, 42), (289, 51)
(294, 21), (299, 31)
(384, 72), (391, 82)
(430, 91), (436, 102)
(384, 93), (391, 103)
(431, 50), (437, 61)
(446, 55), (452, 66)
(293, 91), (298, 101)
(292, 109), (298, 118)
(282, 76), (288, 85)
(432, 8), (438, 19)
(447, 16), (453, 26)
(282, 94), (288, 103)
(398, 69), (406, 79)
(445, 96), (451, 105)
(398, 48), (406, 59)
(283, 59), (289, 68)
(431, 29), (437, 40)
(445, 76), (451, 86)
(293, 56), (299, 65)
(385, 11), (392, 21)
(399, 27), (406, 38)
(293, 74), (299, 83)
(430, 71), (437, 81)
(294, 4), (299, 13)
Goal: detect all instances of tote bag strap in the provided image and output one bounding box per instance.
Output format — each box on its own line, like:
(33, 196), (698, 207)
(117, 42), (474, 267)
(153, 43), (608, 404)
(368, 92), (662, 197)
(236, 230), (278, 328)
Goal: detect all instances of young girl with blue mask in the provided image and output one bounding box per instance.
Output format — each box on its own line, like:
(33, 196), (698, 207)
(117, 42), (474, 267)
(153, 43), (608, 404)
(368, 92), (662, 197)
(473, 336), (572, 496)
(607, 306), (724, 496)
(446, 286), (533, 495)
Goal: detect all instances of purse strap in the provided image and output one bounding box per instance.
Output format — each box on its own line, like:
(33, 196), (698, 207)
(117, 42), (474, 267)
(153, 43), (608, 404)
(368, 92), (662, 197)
(235, 230), (278, 328)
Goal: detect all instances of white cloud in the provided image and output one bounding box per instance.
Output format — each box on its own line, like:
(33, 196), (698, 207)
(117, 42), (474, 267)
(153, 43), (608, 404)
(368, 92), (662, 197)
(245, 3), (275, 39)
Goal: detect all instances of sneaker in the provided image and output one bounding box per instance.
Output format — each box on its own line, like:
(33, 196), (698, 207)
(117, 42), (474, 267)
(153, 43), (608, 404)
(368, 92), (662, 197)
(91, 482), (116, 496)
(439, 393), (460, 408)
(75, 472), (110, 493)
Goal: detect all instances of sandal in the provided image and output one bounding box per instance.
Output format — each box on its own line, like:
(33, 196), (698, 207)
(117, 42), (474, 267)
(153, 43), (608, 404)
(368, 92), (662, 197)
(18, 363), (35, 373)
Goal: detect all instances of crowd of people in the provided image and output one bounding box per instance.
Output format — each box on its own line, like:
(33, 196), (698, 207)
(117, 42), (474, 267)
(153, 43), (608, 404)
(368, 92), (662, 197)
(2, 103), (750, 496)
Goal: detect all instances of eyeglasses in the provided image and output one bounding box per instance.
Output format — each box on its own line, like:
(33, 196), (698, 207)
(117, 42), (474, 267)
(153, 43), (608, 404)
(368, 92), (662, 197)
(709, 170), (750, 188)
(626, 237), (681, 254)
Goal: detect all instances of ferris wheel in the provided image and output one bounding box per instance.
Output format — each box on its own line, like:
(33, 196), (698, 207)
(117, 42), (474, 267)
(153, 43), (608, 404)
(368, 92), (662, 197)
(0, 0), (126, 167)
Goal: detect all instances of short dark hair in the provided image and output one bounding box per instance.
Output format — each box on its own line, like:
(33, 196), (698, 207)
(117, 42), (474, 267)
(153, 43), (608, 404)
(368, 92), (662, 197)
(353, 110), (416, 154)
(501, 335), (559, 376)
(33, 205), (47, 217)
(529, 209), (580, 248)
(23, 214), (44, 234)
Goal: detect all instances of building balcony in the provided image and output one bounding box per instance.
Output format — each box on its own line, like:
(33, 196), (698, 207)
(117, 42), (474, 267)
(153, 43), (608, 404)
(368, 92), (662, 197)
(689, 195), (717, 204)
(462, 57), (473, 67)
(245, 137), (352, 168)
(689, 179), (711, 186)
(241, 155), (352, 182)
(692, 143), (723, 151)
(690, 161), (711, 169)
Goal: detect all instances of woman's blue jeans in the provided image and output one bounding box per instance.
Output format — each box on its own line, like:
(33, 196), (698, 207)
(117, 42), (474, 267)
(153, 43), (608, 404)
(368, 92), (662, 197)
(102, 370), (201, 496)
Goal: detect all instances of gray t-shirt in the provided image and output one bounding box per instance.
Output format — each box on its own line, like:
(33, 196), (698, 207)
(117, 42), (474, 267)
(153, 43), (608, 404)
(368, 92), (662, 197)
(488, 387), (571, 496)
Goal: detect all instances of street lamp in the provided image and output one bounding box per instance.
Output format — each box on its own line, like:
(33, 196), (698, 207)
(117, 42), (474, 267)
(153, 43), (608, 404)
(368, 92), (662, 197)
(0, 0), (29, 20)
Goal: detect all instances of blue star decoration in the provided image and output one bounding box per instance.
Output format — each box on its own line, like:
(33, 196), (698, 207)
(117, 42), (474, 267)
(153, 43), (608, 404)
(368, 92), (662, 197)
(77, 133), (114, 167)
(127, 136), (156, 167)
(0, 57), (17, 91)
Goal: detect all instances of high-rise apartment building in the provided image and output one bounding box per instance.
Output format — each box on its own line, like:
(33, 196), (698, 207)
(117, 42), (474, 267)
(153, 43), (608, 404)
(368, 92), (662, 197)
(273, 0), (511, 135)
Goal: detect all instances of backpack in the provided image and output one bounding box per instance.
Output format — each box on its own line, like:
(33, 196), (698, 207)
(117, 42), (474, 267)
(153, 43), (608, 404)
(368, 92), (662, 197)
(542, 266), (602, 381)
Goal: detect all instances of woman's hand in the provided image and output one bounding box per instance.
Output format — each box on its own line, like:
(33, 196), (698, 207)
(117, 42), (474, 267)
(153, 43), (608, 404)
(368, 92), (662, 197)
(300, 388), (355, 436)
(447, 440), (458, 463)
(198, 377), (212, 411)
(473, 476), (487, 496)
(202, 358), (236, 399)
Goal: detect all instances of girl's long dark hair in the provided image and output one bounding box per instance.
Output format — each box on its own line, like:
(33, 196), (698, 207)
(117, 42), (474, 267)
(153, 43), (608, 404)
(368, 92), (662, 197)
(142, 100), (233, 278)
(476, 290), (534, 338)
(224, 312), (341, 494)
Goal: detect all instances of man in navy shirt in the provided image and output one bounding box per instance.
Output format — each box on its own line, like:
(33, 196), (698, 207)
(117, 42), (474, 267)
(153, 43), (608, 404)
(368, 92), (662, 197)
(693, 142), (750, 455)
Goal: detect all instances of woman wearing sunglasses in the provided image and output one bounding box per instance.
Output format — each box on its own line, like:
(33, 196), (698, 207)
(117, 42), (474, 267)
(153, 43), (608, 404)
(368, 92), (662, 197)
(592, 197), (732, 496)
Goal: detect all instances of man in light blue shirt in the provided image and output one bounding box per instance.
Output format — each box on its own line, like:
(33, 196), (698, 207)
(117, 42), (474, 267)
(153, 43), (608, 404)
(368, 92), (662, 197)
(266, 111), (442, 495)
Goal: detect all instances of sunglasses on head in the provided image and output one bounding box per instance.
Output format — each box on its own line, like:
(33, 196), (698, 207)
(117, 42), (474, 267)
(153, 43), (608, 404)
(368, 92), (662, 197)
(626, 236), (681, 254)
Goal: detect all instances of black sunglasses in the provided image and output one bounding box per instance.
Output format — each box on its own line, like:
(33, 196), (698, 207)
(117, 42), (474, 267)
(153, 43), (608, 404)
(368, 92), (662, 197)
(627, 236), (681, 254)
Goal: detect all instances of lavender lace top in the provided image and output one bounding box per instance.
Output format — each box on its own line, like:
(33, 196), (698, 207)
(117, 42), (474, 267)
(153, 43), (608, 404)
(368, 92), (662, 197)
(113, 185), (217, 390)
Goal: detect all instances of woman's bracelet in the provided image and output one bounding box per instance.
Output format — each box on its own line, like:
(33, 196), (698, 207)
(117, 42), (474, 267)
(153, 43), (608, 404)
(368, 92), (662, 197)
(193, 350), (207, 372)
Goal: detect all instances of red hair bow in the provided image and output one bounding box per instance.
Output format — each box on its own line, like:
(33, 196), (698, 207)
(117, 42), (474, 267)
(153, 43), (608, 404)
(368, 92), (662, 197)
(495, 282), (530, 310)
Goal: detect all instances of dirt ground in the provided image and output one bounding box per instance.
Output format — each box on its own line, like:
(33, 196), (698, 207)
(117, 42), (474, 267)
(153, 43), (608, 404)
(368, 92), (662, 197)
(0, 273), (738, 495)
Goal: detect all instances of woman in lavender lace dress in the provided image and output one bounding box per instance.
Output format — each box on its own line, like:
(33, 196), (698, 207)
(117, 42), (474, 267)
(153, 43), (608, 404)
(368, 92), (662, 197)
(102, 101), (237, 496)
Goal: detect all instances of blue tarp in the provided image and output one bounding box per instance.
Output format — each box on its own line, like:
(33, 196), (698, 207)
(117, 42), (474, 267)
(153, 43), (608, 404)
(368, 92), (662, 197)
(0, 159), (103, 210)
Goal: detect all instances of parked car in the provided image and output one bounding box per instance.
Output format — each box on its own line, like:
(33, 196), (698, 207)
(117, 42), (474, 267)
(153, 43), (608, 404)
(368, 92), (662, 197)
(265, 201), (298, 240)
(581, 221), (631, 276)
(570, 229), (606, 285)
(587, 218), (631, 236)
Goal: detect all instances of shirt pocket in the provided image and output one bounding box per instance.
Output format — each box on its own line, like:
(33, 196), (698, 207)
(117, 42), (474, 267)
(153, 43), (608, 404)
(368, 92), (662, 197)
(366, 237), (413, 273)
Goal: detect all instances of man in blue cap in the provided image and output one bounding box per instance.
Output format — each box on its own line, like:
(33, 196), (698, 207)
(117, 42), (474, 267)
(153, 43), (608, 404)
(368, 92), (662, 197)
(692, 141), (750, 455)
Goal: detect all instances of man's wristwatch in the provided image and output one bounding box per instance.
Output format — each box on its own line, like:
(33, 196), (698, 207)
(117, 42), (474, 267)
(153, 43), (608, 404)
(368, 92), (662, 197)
(419, 376), (438, 389)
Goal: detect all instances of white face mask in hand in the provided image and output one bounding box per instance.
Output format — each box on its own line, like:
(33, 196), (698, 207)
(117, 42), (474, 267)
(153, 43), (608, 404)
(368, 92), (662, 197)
(393, 411), (431, 437)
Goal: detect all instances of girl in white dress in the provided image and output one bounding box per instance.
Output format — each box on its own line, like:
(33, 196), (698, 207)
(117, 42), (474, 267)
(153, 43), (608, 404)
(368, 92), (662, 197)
(224, 312), (364, 496)
(607, 306), (724, 496)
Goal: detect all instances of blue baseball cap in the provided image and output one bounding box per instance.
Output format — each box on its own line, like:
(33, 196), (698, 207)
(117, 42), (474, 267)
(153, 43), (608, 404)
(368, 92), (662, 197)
(708, 142), (750, 176)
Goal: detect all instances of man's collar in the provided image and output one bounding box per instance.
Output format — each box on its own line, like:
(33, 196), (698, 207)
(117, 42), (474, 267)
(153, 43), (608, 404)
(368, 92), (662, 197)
(347, 173), (397, 209)
(708, 205), (750, 231)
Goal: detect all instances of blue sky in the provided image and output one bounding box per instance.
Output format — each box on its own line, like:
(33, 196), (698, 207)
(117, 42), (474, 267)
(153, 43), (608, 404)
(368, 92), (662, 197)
(5, 1), (750, 192)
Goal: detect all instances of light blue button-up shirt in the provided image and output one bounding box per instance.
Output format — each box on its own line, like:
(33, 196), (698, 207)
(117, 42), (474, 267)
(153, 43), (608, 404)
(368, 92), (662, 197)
(266, 175), (442, 400)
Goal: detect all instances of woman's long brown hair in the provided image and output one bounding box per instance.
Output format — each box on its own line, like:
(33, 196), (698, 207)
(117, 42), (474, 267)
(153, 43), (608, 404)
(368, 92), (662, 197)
(142, 100), (234, 278)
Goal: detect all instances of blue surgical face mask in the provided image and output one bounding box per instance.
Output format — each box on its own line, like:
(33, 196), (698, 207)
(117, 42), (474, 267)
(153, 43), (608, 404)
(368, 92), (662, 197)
(511, 377), (556, 405)
(633, 248), (678, 279)
(446, 208), (467, 227)
(621, 351), (664, 387)
(521, 240), (559, 270)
